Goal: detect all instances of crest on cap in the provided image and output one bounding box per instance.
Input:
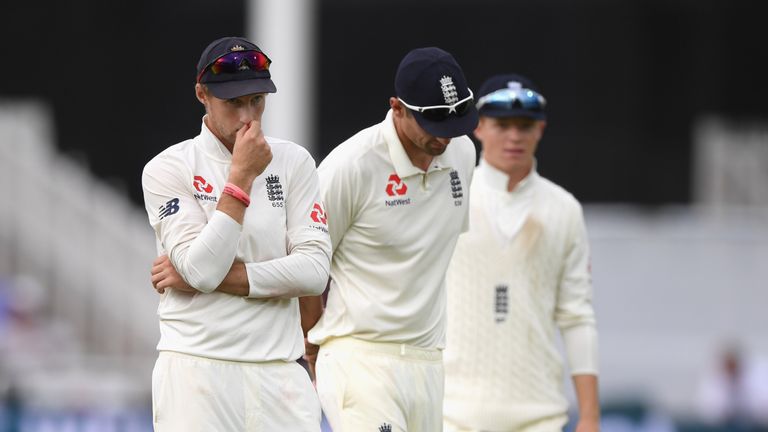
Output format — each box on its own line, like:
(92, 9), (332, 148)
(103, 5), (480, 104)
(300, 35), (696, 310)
(393, 47), (479, 137)
(196, 37), (277, 98)
(440, 76), (458, 104)
(506, 81), (523, 91)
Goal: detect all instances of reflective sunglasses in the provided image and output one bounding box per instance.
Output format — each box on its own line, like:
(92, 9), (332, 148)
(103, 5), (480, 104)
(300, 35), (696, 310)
(398, 89), (474, 121)
(197, 50), (272, 83)
(476, 88), (546, 112)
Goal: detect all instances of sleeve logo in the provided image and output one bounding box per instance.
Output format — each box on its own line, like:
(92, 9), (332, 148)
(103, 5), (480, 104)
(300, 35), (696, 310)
(159, 198), (180, 220)
(310, 203), (327, 225)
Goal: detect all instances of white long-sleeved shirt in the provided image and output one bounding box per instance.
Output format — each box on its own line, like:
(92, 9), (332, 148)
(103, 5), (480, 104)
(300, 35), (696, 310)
(308, 110), (476, 349)
(142, 118), (331, 362)
(443, 160), (598, 430)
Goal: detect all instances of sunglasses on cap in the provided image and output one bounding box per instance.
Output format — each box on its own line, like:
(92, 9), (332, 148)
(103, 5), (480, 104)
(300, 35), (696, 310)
(197, 50), (272, 83)
(397, 90), (474, 122)
(476, 88), (546, 112)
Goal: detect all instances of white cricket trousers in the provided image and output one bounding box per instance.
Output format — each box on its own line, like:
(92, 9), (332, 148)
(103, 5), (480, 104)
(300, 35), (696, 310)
(315, 337), (444, 432)
(443, 416), (567, 432)
(152, 351), (321, 432)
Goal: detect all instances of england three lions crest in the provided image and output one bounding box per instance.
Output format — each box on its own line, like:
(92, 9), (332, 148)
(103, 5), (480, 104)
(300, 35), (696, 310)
(266, 174), (284, 208)
(450, 169), (463, 206)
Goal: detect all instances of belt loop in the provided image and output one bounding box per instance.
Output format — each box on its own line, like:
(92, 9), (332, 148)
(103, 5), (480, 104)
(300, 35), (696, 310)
(400, 344), (406, 356)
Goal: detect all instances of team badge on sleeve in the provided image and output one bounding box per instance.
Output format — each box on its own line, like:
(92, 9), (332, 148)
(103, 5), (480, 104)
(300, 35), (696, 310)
(159, 198), (180, 220)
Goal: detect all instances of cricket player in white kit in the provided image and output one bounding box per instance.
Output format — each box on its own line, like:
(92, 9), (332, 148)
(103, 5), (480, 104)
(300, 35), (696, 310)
(442, 74), (600, 432)
(303, 47), (478, 432)
(142, 37), (331, 431)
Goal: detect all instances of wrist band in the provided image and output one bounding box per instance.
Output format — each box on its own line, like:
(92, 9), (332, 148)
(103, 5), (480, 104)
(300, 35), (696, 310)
(223, 183), (251, 207)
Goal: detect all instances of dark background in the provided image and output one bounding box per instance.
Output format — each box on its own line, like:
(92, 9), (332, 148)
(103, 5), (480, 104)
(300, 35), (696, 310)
(2, 0), (766, 206)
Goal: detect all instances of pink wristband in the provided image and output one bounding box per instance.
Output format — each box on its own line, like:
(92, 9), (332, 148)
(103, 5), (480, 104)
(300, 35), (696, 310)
(223, 183), (251, 207)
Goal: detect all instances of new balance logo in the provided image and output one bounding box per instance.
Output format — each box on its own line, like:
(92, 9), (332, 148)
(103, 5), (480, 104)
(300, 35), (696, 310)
(385, 174), (407, 197)
(159, 198), (180, 220)
(378, 423), (392, 432)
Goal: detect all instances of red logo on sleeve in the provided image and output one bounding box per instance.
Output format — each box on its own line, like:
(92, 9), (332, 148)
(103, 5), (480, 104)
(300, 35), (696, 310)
(310, 203), (327, 225)
(193, 176), (214, 193)
(385, 174), (407, 196)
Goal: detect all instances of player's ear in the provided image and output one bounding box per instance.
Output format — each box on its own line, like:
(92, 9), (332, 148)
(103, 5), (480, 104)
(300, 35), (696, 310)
(474, 117), (487, 141)
(390, 97), (407, 119)
(195, 83), (208, 105)
(530, 120), (546, 142)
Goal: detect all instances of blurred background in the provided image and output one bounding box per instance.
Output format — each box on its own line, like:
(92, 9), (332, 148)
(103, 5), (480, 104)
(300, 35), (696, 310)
(1, 0), (767, 431)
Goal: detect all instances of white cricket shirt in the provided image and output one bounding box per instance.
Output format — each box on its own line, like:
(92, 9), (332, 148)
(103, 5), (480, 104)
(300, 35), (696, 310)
(142, 118), (331, 362)
(308, 110), (476, 349)
(443, 160), (599, 430)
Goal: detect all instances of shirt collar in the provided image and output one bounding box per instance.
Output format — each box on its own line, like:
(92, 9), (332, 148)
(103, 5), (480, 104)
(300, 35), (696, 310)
(199, 115), (233, 162)
(477, 156), (539, 193)
(382, 109), (451, 179)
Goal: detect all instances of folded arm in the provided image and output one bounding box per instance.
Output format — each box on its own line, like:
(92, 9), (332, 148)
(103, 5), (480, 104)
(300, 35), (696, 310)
(143, 146), (330, 299)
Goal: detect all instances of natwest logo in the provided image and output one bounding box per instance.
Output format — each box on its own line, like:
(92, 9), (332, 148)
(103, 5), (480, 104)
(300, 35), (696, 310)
(310, 203), (327, 225)
(193, 175), (214, 193)
(385, 174), (407, 197)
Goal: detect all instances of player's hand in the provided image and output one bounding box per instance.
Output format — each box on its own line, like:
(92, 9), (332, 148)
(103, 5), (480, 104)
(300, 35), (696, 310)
(230, 119), (272, 184)
(304, 338), (320, 384)
(150, 255), (197, 294)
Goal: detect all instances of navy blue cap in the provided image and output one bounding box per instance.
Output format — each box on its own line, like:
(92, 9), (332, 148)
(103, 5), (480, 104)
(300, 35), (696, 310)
(196, 36), (277, 99)
(476, 73), (546, 120)
(394, 47), (479, 138)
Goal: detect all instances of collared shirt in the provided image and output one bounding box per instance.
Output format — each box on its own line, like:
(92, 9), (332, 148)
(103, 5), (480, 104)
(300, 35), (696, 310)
(442, 155), (598, 429)
(308, 110), (476, 349)
(475, 159), (538, 242)
(142, 118), (331, 362)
